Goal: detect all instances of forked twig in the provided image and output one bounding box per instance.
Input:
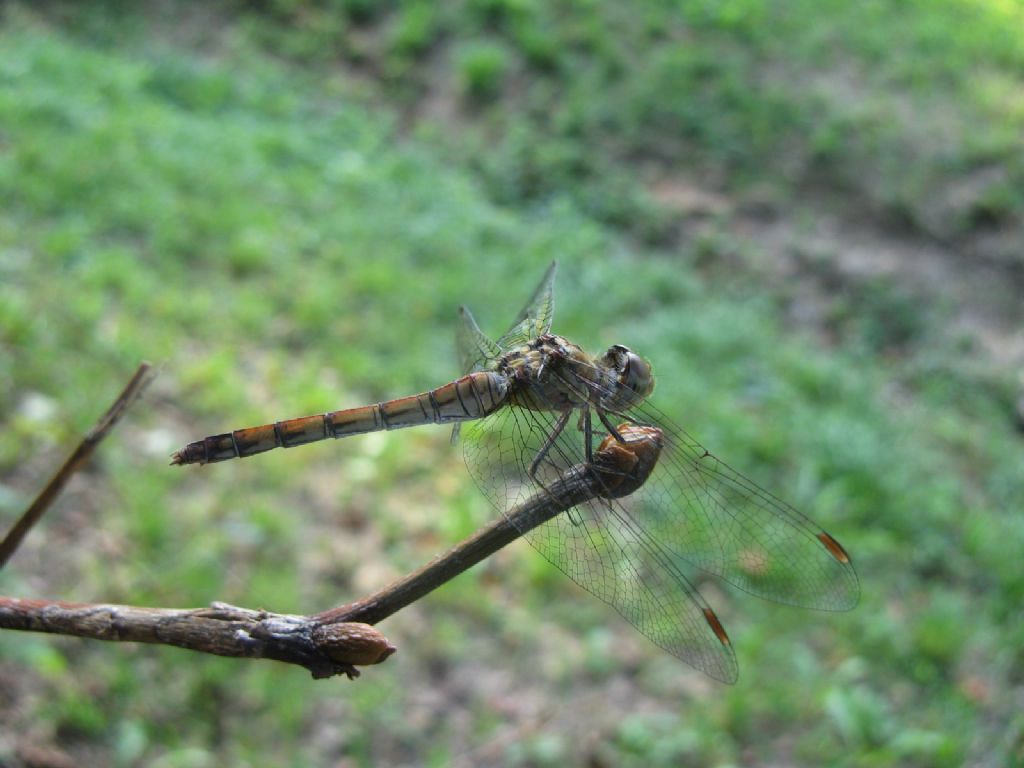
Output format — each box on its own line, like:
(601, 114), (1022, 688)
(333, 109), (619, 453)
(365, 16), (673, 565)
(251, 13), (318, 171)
(1, 364), (662, 679)
(0, 362), (156, 568)
(0, 363), (393, 677)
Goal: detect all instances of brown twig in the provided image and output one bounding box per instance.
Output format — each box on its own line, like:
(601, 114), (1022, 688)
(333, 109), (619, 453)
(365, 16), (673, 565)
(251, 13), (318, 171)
(0, 362), (156, 568)
(0, 598), (395, 679)
(318, 425), (663, 626)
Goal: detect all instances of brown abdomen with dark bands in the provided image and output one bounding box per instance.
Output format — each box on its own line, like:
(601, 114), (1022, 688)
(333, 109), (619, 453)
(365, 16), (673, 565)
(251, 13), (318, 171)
(171, 371), (509, 466)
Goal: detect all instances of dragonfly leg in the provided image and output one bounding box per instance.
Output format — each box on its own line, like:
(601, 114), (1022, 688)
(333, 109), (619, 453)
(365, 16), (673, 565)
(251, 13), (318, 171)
(528, 409), (571, 483)
(597, 408), (625, 443)
(582, 407), (593, 464)
(528, 409), (584, 527)
(563, 407), (596, 527)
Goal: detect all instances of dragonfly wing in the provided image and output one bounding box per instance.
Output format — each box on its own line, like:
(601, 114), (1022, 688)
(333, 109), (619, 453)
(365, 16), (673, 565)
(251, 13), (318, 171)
(644, 407), (860, 610)
(553, 361), (860, 611)
(456, 305), (502, 374)
(453, 305), (503, 443)
(461, 396), (738, 682)
(494, 261), (558, 352)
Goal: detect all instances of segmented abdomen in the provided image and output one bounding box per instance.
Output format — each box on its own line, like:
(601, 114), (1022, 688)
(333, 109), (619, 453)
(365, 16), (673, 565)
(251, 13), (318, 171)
(172, 371), (508, 465)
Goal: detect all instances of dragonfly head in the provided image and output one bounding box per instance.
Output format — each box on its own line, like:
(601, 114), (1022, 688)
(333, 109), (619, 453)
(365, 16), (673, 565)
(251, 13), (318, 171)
(602, 344), (655, 407)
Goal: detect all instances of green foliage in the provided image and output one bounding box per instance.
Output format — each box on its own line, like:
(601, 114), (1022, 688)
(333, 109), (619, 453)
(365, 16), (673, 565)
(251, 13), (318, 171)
(389, 1), (439, 58)
(230, 0), (1024, 249)
(454, 39), (510, 101)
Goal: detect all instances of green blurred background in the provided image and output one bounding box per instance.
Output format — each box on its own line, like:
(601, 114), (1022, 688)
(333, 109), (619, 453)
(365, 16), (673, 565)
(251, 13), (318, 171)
(1, 1), (1023, 765)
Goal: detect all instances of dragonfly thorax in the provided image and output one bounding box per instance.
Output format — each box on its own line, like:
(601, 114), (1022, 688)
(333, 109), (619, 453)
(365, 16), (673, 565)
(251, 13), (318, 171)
(497, 336), (655, 415)
(499, 335), (591, 411)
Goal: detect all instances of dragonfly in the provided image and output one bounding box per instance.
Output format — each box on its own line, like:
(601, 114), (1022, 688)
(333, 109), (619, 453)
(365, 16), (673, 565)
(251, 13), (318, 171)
(173, 262), (858, 683)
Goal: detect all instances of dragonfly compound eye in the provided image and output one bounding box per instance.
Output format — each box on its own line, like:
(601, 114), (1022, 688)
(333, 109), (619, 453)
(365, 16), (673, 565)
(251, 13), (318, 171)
(603, 345), (655, 404)
(623, 351), (654, 398)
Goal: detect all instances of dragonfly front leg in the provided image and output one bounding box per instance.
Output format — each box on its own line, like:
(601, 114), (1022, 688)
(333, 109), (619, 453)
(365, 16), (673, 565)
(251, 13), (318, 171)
(596, 407), (624, 443)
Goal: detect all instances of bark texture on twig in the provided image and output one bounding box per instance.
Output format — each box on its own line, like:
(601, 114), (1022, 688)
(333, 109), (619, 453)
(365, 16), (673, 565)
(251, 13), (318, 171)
(0, 598), (395, 679)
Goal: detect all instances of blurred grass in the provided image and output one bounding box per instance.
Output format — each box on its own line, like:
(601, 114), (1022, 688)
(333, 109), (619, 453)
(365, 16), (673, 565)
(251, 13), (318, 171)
(1, 3), (1023, 767)
(235, 0), (1024, 250)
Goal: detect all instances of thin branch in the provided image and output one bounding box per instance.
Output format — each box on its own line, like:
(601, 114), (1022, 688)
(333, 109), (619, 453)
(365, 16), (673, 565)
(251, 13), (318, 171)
(0, 598), (395, 679)
(0, 362), (156, 568)
(318, 424), (663, 626)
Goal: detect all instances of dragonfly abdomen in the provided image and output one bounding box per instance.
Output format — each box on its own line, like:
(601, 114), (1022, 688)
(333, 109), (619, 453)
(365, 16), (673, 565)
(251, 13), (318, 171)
(374, 372), (508, 429)
(171, 372), (508, 466)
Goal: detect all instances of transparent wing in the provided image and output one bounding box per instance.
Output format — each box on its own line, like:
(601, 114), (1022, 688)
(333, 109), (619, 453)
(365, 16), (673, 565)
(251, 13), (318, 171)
(454, 262), (557, 375)
(556, 361), (860, 611)
(461, 388), (739, 683)
(456, 305), (503, 375)
(494, 261), (558, 352)
(641, 402), (859, 610)
(453, 261), (558, 443)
